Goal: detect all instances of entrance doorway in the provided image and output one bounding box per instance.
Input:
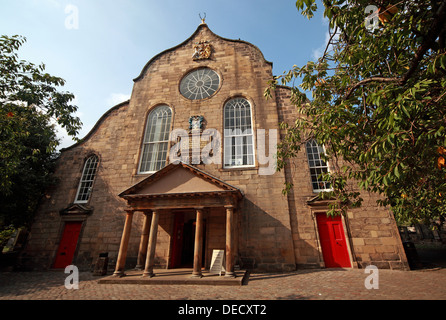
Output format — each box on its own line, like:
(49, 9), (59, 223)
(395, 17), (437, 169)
(171, 212), (206, 268)
(53, 221), (82, 268)
(316, 213), (351, 268)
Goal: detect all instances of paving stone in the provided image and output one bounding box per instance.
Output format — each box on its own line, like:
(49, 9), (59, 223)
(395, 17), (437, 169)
(0, 268), (445, 301)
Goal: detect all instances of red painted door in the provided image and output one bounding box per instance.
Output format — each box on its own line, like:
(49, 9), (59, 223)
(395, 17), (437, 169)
(53, 222), (82, 268)
(316, 213), (351, 268)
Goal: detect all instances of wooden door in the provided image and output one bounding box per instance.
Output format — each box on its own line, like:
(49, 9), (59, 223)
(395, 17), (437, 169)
(170, 213), (206, 268)
(316, 213), (351, 268)
(171, 213), (184, 268)
(53, 222), (82, 269)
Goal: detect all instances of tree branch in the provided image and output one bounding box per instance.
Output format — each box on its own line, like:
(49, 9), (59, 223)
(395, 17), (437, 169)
(344, 77), (399, 99)
(321, 25), (338, 61)
(400, 1), (446, 84)
(343, 1), (446, 100)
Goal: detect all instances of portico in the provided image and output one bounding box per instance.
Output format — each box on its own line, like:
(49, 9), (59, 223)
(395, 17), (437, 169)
(112, 162), (243, 279)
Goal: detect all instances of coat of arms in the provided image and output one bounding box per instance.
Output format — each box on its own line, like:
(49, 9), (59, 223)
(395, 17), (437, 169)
(192, 41), (212, 60)
(189, 115), (204, 131)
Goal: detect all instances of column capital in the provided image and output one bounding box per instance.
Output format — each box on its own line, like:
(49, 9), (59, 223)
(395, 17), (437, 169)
(151, 208), (166, 214)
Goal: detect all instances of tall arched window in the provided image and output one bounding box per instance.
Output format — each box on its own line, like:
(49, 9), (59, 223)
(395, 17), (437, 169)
(223, 98), (255, 168)
(306, 139), (331, 192)
(138, 105), (172, 173)
(74, 155), (99, 203)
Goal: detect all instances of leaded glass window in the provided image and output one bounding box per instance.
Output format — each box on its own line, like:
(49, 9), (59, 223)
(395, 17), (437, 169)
(139, 105), (172, 173)
(306, 139), (331, 192)
(179, 68), (220, 100)
(224, 98), (255, 168)
(74, 155), (99, 203)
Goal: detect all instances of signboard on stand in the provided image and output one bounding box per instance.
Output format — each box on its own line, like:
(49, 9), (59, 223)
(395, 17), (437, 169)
(209, 249), (225, 276)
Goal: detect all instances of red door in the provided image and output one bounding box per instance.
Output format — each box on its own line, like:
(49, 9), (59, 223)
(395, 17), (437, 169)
(53, 222), (82, 268)
(316, 213), (351, 268)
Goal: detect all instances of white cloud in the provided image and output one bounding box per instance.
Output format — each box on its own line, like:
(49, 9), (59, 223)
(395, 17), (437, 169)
(312, 31), (330, 60)
(311, 30), (339, 61)
(106, 93), (130, 107)
(55, 125), (75, 150)
(53, 109), (85, 150)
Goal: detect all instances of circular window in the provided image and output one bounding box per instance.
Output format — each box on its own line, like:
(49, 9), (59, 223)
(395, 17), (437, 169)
(180, 68), (220, 100)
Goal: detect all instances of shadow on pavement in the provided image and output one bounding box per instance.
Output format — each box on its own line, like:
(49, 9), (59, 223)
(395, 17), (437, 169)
(244, 267), (348, 285)
(414, 246), (446, 270)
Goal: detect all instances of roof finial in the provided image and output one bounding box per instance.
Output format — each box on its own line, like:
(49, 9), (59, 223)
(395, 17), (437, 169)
(199, 12), (206, 25)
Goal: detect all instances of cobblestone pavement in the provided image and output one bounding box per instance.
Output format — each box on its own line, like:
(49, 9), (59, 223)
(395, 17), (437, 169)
(0, 267), (445, 301)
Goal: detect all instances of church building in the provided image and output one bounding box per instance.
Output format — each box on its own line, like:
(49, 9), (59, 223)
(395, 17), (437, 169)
(19, 22), (409, 275)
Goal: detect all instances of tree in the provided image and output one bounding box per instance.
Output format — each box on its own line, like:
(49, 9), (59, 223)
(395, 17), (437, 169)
(267, 0), (446, 227)
(0, 35), (82, 229)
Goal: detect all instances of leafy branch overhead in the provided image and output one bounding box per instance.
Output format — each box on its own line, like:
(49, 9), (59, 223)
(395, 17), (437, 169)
(267, 0), (446, 226)
(0, 35), (82, 137)
(0, 35), (82, 228)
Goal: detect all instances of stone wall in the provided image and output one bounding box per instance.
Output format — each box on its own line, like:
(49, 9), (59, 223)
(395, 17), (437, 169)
(274, 86), (408, 270)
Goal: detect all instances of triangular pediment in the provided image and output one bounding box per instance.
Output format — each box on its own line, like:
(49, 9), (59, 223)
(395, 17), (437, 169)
(59, 203), (93, 215)
(119, 162), (241, 197)
(306, 194), (338, 207)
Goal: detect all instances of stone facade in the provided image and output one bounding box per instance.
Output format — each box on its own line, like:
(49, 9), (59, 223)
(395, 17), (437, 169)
(19, 23), (409, 272)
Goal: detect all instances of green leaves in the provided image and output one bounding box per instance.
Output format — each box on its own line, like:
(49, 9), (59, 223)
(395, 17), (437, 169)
(0, 35), (82, 138)
(0, 102), (59, 227)
(268, 1), (446, 225)
(296, 0), (318, 19)
(0, 35), (81, 229)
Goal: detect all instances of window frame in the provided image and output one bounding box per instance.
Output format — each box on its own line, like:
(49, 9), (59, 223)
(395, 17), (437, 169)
(223, 97), (256, 169)
(179, 67), (220, 100)
(305, 139), (332, 193)
(138, 105), (173, 174)
(74, 155), (99, 204)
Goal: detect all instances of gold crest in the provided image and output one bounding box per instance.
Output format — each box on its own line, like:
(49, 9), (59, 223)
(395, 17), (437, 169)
(192, 41), (212, 60)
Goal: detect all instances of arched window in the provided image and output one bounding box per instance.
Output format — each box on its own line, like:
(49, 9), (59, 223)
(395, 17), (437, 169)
(306, 139), (331, 192)
(74, 155), (99, 203)
(139, 105), (172, 173)
(223, 98), (255, 168)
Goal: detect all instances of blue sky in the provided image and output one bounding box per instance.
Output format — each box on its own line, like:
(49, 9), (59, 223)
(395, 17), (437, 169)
(0, 0), (329, 149)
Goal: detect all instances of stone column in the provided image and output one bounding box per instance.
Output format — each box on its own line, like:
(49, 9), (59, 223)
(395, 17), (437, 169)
(113, 210), (134, 277)
(225, 205), (235, 278)
(142, 210), (159, 278)
(191, 207), (204, 278)
(135, 211), (151, 270)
